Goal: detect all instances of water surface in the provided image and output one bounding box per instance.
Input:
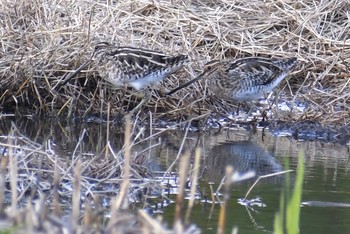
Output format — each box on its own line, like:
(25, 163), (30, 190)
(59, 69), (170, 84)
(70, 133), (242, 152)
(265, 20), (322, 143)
(0, 116), (350, 233)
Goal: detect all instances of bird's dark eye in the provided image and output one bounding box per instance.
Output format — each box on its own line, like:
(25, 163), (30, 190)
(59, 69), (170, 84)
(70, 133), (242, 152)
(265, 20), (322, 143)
(206, 65), (212, 70)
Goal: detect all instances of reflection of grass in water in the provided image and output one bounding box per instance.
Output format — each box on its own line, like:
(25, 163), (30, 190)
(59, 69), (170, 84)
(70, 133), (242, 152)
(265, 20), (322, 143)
(274, 151), (304, 234)
(0, 115), (206, 233)
(0, 116), (306, 233)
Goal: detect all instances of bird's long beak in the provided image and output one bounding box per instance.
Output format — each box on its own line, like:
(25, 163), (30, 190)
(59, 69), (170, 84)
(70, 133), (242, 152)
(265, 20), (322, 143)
(53, 59), (93, 91)
(166, 73), (204, 96)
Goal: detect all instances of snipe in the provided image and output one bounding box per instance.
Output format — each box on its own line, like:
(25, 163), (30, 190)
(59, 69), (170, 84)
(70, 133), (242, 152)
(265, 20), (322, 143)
(167, 56), (298, 117)
(58, 42), (188, 114)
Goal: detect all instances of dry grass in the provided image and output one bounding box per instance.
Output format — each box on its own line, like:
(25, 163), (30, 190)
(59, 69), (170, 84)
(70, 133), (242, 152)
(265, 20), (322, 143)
(1, 0), (350, 123)
(0, 117), (206, 233)
(0, 117), (265, 233)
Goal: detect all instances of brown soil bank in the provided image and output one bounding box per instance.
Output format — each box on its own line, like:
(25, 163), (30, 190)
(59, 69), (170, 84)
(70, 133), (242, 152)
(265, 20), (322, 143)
(1, 0), (349, 124)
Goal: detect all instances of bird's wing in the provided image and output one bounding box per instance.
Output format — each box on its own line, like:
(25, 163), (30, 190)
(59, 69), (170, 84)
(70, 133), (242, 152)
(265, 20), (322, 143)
(106, 47), (186, 80)
(226, 58), (283, 87)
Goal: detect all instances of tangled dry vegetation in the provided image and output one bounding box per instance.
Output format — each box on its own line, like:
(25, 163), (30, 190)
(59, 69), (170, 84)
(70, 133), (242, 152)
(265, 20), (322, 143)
(1, 0), (350, 123)
(0, 118), (207, 233)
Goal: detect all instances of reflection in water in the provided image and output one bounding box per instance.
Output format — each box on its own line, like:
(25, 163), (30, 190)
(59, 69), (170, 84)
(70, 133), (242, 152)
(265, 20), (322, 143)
(1, 116), (349, 177)
(206, 140), (282, 182)
(0, 117), (284, 181)
(0, 116), (348, 184)
(1, 116), (350, 234)
(0, 116), (126, 156)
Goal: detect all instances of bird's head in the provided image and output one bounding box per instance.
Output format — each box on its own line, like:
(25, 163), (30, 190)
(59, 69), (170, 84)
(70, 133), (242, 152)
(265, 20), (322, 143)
(200, 60), (221, 78)
(92, 42), (113, 60)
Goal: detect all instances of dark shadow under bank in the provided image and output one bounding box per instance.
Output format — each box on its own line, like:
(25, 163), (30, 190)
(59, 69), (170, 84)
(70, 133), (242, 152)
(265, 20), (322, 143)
(2, 112), (350, 145)
(269, 120), (350, 145)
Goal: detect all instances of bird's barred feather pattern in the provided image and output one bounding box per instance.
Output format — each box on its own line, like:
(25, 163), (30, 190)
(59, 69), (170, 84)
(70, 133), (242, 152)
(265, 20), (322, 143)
(167, 56), (297, 101)
(93, 42), (188, 90)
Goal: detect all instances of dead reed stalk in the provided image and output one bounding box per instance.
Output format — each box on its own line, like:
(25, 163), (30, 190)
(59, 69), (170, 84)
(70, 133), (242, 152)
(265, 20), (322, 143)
(184, 147), (201, 225)
(173, 151), (190, 228)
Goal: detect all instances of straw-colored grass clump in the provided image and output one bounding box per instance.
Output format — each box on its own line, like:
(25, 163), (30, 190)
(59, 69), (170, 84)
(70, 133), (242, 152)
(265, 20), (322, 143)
(1, 0), (350, 123)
